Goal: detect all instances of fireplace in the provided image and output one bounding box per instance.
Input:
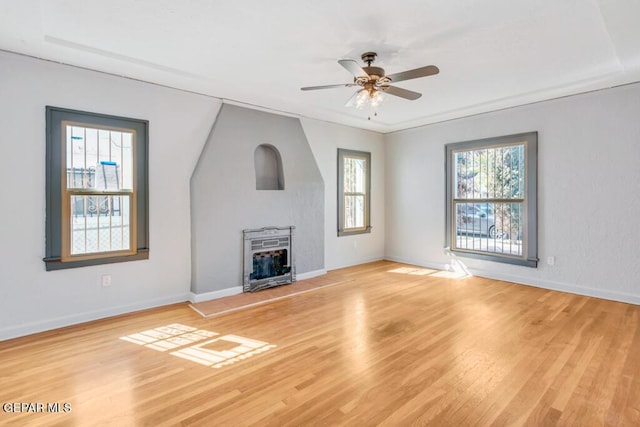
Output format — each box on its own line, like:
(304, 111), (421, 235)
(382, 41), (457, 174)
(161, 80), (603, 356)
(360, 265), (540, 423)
(243, 226), (295, 292)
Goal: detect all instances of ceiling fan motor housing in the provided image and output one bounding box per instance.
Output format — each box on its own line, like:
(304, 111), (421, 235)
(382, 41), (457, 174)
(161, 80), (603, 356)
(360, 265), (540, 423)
(363, 66), (385, 80)
(360, 52), (384, 80)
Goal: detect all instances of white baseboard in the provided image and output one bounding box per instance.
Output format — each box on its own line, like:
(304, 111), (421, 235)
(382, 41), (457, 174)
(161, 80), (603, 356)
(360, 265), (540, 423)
(466, 268), (640, 306)
(189, 286), (243, 303)
(0, 293), (189, 342)
(384, 255), (640, 306)
(296, 269), (327, 280)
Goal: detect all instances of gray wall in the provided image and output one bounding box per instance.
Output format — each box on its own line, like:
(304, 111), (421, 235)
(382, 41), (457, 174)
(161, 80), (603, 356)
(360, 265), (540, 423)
(385, 82), (640, 304)
(191, 104), (324, 294)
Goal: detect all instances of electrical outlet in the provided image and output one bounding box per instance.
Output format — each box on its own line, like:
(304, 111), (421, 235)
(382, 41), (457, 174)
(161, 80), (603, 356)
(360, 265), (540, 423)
(101, 274), (112, 287)
(547, 256), (555, 266)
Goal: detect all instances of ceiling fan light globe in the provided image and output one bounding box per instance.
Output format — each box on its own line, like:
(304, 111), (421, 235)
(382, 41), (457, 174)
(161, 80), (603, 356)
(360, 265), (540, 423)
(355, 90), (369, 108)
(371, 91), (385, 107)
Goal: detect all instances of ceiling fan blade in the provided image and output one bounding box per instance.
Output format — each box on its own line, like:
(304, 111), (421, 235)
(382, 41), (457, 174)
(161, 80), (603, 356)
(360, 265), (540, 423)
(301, 83), (357, 91)
(345, 91), (358, 107)
(345, 89), (365, 107)
(381, 85), (422, 100)
(338, 59), (369, 78)
(386, 65), (439, 83)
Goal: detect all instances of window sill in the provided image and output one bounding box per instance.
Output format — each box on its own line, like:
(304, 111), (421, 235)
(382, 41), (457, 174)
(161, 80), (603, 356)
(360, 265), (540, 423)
(448, 249), (538, 268)
(338, 226), (372, 237)
(44, 249), (149, 271)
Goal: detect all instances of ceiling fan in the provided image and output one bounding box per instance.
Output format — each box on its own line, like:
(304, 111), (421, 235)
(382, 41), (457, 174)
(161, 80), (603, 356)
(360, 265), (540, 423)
(301, 52), (439, 117)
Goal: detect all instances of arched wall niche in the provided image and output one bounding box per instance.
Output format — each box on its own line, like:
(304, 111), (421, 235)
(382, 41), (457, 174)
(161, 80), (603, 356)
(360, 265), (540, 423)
(254, 144), (284, 190)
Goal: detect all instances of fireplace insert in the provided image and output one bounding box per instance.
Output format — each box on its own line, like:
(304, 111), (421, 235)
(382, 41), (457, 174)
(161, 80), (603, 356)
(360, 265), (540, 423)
(243, 226), (295, 292)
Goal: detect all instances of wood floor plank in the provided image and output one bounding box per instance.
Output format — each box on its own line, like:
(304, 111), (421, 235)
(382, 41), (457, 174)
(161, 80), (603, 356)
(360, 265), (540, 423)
(1, 261), (639, 426)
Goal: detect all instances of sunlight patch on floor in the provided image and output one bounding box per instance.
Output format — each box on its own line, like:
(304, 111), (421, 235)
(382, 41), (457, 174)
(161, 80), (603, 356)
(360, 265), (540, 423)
(120, 323), (276, 369)
(172, 335), (276, 369)
(430, 270), (470, 279)
(388, 267), (437, 275)
(387, 260), (471, 279)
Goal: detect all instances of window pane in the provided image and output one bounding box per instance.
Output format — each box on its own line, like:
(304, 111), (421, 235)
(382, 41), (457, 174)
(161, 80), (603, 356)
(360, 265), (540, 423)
(343, 157), (366, 193)
(454, 202), (523, 256)
(66, 125), (133, 190)
(454, 144), (525, 199)
(70, 195), (131, 255)
(344, 195), (365, 229)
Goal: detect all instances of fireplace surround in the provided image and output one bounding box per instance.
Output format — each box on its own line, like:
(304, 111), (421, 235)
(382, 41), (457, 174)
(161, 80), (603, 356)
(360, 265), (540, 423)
(243, 226), (295, 292)
(190, 105), (324, 296)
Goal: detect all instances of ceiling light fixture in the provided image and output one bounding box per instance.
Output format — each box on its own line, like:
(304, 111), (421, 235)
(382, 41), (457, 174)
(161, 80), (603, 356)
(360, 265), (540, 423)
(348, 85), (386, 120)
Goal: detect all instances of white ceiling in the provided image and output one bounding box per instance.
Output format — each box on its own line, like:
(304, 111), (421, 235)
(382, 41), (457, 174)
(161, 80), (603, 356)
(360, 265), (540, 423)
(1, 0), (640, 133)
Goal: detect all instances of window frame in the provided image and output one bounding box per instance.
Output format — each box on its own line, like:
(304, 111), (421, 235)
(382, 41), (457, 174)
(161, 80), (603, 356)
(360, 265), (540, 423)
(337, 148), (371, 237)
(45, 106), (149, 271)
(444, 132), (538, 267)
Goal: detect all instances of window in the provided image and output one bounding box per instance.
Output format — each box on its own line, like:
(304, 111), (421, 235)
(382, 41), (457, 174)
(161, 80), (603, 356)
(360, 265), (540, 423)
(337, 149), (371, 236)
(445, 132), (537, 267)
(45, 107), (148, 270)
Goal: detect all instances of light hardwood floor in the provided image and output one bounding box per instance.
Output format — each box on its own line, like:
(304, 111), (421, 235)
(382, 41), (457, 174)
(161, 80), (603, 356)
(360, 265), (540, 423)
(1, 261), (639, 426)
